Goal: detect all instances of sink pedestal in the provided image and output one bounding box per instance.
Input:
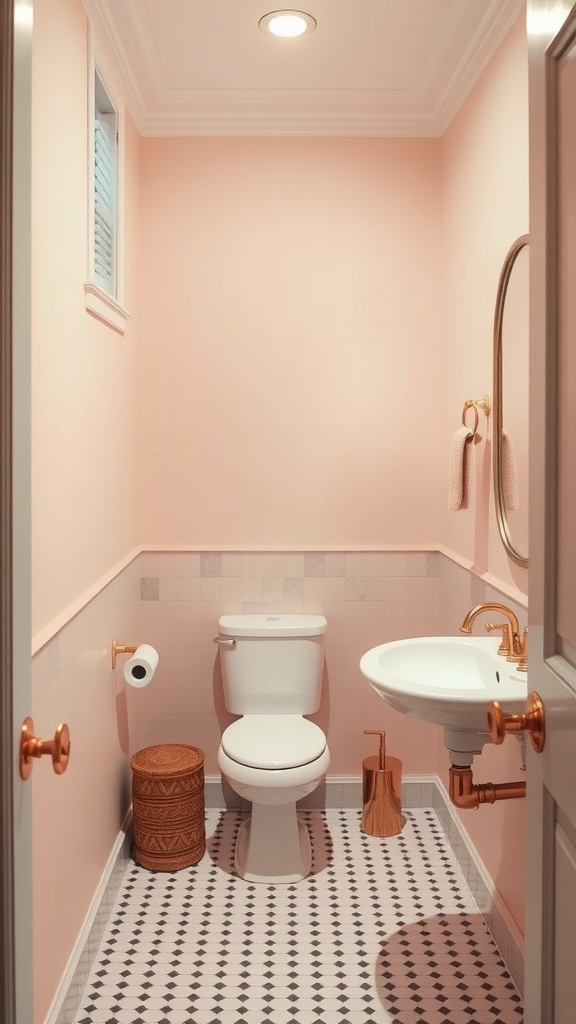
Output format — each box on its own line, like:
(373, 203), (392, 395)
(444, 729), (492, 766)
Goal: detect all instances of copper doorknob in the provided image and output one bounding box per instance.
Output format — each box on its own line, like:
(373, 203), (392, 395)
(20, 717), (71, 779)
(487, 691), (545, 753)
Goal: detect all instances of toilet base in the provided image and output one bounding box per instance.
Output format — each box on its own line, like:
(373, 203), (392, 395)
(234, 803), (312, 883)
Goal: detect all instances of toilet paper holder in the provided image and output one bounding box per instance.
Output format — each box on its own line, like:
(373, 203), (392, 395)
(111, 639), (137, 669)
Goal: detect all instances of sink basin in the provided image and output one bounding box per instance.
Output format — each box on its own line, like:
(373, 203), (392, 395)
(359, 635), (527, 735)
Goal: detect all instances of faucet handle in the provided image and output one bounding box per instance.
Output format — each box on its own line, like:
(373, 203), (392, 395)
(485, 622), (512, 656)
(516, 628), (528, 673)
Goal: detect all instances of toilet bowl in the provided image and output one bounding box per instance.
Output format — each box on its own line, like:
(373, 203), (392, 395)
(215, 614), (329, 883)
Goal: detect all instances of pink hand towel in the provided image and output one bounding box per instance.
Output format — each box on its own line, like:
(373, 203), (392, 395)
(448, 426), (474, 511)
(502, 428), (518, 510)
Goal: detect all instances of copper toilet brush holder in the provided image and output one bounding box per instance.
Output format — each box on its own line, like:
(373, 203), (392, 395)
(361, 729), (406, 838)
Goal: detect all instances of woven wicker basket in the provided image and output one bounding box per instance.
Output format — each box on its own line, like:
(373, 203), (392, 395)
(131, 743), (205, 871)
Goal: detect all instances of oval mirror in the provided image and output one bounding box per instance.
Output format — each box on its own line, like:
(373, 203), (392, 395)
(493, 234), (529, 568)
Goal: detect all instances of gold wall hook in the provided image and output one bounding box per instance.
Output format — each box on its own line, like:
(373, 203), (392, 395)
(462, 394), (491, 436)
(111, 638), (137, 669)
(20, 717), (71, 779)
(487, 691), (545, 752)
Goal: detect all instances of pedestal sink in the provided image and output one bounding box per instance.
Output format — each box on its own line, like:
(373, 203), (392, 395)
(359, 635), (527, 764)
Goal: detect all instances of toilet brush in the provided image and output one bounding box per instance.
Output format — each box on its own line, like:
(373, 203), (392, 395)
(361, 729), (405, 838)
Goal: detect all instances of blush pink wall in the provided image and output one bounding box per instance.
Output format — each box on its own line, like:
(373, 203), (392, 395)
(439, 12), (529, 935)
(440, 13), (529, 600)
(135, 138), (444, 550)
(31, 0), (141, 645)
(31, 0), (142, 1020)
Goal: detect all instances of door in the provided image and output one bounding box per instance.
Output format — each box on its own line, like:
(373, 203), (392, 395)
(525, 2), (576, 1021)
(1, 2), (33, 1022)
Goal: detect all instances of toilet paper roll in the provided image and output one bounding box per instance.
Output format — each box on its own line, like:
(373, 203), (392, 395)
(124, 644), (159, 688)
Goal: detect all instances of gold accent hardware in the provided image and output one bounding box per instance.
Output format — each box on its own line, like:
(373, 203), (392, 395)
(448, 765), (526, 809)
(493, 234), (529, 569)
(460, 603), (527, 668)
(361, 730), (405, 838)
(460, 601), (520, 640)
(485, 622), (512, 656)
(516, 628), (528, 672)
(462, 395), (491, 437)
(111, 638), (138, 669)
(365, 729), (387, 770)
(487, 691), (545, 753)
(19, 717), (71, 779)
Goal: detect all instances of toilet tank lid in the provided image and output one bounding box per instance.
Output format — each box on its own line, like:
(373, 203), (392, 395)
(218, 614), (327, 637)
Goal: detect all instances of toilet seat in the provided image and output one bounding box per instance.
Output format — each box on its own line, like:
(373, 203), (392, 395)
(221, 715), (326, 769)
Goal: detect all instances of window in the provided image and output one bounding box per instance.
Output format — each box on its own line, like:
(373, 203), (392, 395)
(84, 39), (130, 334)
(93, 72), (117, 296)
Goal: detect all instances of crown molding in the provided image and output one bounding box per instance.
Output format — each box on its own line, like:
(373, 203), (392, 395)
(81, 0), (526, 138)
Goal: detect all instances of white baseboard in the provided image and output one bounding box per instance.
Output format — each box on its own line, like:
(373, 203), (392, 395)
(431, 778), (525, 995)
(203, 773), (439, 810)
(47, 810), (132, 1024)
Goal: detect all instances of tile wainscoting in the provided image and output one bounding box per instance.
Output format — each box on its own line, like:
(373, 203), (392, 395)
(129, 550), (527, 775)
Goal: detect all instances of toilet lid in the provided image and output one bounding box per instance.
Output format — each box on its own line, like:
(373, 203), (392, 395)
(221, 716), (326, 769)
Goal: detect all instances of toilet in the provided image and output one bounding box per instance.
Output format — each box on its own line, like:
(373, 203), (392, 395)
(216, 613), (330, 883)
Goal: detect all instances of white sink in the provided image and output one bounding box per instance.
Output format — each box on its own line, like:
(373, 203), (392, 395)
(359, 635), (527, 735)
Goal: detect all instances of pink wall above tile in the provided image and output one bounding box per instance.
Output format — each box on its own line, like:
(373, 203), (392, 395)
(135, 137), (444, 551)
(440, 13), (529, 598)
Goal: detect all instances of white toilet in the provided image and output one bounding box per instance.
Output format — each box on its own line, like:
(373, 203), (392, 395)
(216, 613), (330, 883)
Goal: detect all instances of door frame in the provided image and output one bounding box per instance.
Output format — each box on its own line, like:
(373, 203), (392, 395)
(1, 0), (17, 1018)
(1, 2), (33, 1022)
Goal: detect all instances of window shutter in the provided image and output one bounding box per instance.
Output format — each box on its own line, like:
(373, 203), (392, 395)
(93, 112), (116, 293)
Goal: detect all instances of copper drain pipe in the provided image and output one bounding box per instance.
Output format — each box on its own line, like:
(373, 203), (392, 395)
(449, 766), (526, 810)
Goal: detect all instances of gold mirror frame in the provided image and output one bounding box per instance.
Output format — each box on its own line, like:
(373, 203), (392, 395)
(493, 234), (529, 568)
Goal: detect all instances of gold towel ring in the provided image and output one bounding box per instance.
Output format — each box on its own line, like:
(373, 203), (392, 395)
(462, 395), (491, 437)
(462, 400), (479, 436)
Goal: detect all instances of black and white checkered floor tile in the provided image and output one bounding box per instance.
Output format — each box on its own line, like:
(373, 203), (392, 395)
(75, 809), (523, 1024)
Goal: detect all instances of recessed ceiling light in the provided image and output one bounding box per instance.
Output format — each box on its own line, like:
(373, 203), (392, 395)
(258, 10), (317, 38)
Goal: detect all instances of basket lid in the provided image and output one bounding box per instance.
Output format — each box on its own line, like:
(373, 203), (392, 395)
(131, 743), (204, 776)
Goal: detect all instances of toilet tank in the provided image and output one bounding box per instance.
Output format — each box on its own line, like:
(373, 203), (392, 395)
(217, 614), (327, 716)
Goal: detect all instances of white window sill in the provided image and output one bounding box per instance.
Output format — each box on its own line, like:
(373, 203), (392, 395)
(84, 283), (131, 335)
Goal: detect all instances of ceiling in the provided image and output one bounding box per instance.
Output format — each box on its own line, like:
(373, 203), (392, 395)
(82, 0), (526, 137)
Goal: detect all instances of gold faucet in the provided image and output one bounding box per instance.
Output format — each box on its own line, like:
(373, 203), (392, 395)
(459, 603), (527, 672)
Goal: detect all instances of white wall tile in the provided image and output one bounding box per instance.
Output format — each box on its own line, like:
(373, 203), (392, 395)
(363, 553), (388, 576)
(405, 552), (428, 576)
(180, 577), (202, 601)
(155, 553), (181, 576)
(259, 554), (285, 576)
(138, 552), (160, 575)
(303, 578), (327, 602)
(200, 578), (223, 602)
(283, 554), (305, 576)
(241, 554), (264, 577)
(405, 577), (428, 600)
(178, 553), (201, 576)
(262, 578), (285, 603)
(241, 577), (263, 602)
(384, 577), (407, 600)
(159, 576), (180, 601)
(345, 553), (366, 576)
